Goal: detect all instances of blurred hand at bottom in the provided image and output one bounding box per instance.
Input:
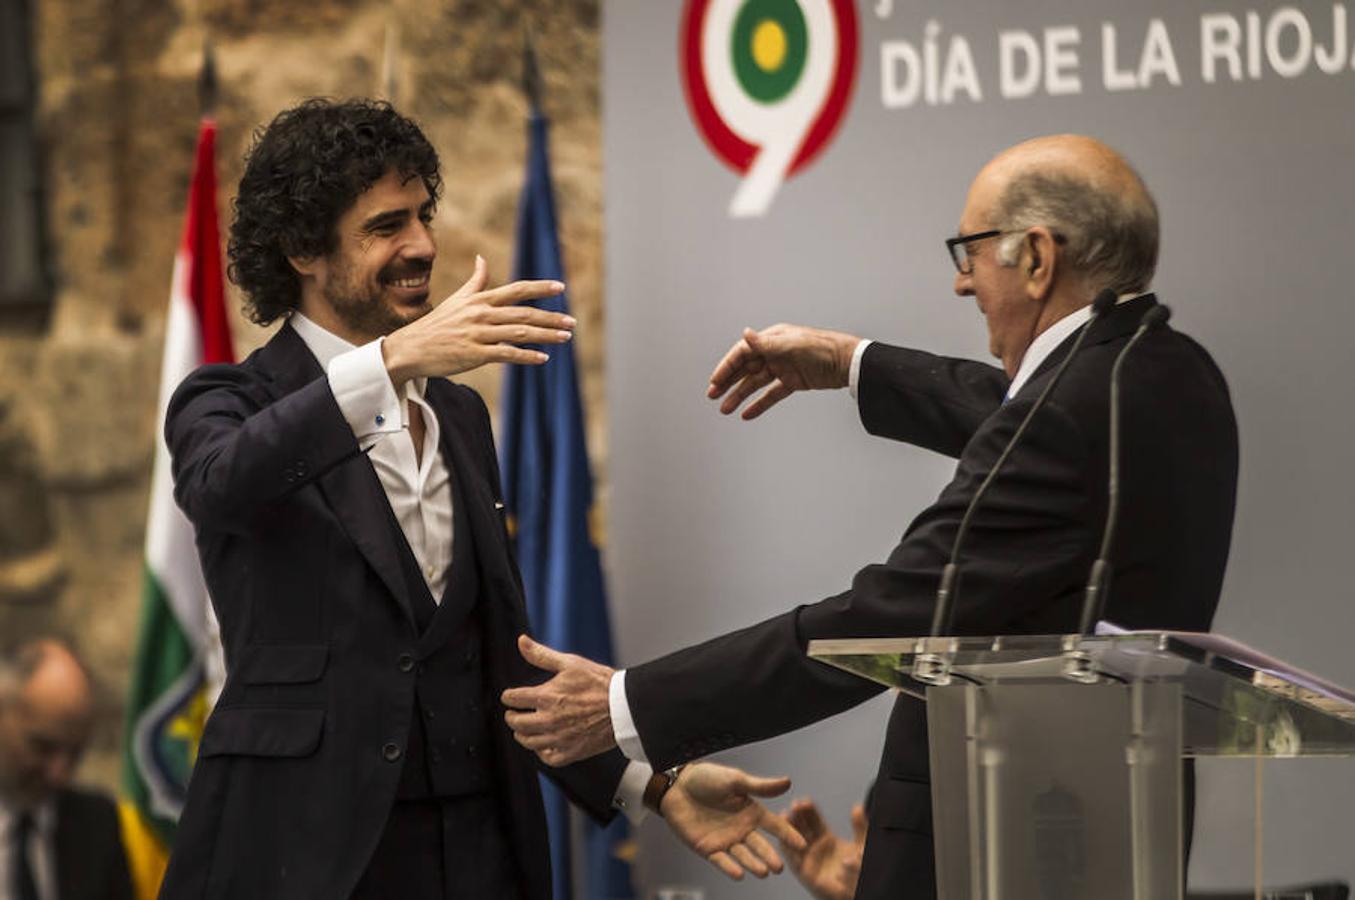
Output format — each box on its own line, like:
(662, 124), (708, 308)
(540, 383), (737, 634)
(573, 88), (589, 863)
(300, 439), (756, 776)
(780, 798), (868, 900)
(660, 761), (807, 881)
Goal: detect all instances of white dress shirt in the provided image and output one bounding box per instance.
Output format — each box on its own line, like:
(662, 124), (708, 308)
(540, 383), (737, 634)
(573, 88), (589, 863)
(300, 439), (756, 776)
(610, 294), (1148, 769)
(292, 313), (452, 601)
(291, 315), (651, 820)
(0, 800), (56, 900)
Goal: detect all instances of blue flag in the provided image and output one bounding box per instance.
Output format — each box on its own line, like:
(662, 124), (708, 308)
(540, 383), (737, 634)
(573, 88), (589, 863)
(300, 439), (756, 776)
(500, 112), (635, 900)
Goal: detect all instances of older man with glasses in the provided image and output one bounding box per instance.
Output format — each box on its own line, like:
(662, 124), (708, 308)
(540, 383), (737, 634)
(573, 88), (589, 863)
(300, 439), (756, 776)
(503, 134), (1239, 899)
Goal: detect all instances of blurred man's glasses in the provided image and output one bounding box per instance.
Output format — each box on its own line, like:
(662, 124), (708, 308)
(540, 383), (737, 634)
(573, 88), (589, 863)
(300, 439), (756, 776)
(945, 230), (1004, 275)
(946, 229), (1065, 275)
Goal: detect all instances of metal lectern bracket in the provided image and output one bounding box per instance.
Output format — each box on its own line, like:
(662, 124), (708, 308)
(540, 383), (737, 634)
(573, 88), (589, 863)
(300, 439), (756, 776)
(913, 638), (959, 686)
(1062, 636), (1101, 685)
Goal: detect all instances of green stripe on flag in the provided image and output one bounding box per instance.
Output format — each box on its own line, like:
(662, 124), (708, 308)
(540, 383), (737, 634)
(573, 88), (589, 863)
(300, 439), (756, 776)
(120, 564), (203, 846)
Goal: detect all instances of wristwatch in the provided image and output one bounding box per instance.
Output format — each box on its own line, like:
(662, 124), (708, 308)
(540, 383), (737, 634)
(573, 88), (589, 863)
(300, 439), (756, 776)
(642, 765), (685, 817)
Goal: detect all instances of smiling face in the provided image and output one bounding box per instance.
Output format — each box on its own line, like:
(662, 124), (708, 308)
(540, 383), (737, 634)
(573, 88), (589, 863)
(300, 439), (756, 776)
(952, 165), (1042, 377)
(295, 169), (437, 344)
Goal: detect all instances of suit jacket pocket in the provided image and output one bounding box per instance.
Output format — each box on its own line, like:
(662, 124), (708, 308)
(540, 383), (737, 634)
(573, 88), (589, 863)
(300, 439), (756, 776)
(238, 643), (328, 684)
(874, 775), (933, 836)
(199, 706), (325, 758)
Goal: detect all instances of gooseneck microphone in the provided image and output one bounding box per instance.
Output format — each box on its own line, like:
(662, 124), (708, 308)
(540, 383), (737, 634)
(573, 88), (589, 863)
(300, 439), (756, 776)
(928, 288), (1119, 640)
(1076, 303), (1172, 637)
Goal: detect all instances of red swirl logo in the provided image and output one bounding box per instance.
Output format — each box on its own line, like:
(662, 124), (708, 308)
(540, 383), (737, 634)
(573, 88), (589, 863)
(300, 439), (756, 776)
(681, 0), (860, 217)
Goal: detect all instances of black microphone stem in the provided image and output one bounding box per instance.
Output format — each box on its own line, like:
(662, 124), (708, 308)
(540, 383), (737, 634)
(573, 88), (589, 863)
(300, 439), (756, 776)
(1077, 303), (1172, 637)
(929, 289), (1117, 638)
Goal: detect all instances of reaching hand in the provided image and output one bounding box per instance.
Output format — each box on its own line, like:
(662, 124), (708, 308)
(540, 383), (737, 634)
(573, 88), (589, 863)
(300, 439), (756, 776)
(706, 324), (861, 420)
(781, 799), (868, 900)
(661, 762), (807, 881)
(501, 635), (617, 767)
(382, 255), (576, 384)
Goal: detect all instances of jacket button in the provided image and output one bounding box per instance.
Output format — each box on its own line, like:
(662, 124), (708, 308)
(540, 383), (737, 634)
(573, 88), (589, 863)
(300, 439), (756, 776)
(466, 745), (477, 758)
(382, 742), (402, 762)
(397, 653), (415, 673)
(282, 467), (297, 483)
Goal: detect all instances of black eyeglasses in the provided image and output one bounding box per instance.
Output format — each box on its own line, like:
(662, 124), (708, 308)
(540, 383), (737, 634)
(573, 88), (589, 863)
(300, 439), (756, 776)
(945, 229), (1066, 274)
(945, 230), (1004, 275)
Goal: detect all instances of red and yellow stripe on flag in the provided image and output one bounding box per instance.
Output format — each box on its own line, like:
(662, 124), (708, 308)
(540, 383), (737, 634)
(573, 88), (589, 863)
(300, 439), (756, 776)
(118, 117), (233, 900)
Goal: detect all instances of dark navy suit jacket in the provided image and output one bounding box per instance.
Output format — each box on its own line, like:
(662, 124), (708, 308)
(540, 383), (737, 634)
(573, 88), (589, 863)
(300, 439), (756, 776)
(159, 323), (625, 899)
(624, 296), (1238, 899)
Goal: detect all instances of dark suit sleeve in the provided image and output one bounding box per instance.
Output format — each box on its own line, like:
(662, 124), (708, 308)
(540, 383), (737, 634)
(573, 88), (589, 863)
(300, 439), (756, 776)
(454, 382), (627, 823)
(542, 750), (629, 825)
(626, 396), (1096, 771)
(857, 343), (1008, 457)
(166, 364), (360, 533)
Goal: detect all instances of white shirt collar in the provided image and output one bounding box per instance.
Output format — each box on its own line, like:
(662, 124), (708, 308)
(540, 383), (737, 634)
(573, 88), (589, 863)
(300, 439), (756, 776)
(289, 313), (426, 398)
(1005, 292), (1146, 400)
(0, 795), (56, 836)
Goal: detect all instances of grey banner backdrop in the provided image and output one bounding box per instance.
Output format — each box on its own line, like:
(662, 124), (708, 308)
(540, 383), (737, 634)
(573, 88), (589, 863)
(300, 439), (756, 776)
(603, 1), (1355, 896)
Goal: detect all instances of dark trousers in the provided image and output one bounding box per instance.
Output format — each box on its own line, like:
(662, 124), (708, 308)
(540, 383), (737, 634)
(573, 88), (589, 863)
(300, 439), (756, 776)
(351, 792), (521, 900)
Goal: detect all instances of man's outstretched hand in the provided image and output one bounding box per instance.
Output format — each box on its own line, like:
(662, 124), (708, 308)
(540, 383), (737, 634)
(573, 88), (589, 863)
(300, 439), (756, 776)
(662, 762), (807, 881)
(382, 255), (576, 386)
(707, 324), (861, 419)
(501, 635), (617, 766)
(781, 798), (868, 900)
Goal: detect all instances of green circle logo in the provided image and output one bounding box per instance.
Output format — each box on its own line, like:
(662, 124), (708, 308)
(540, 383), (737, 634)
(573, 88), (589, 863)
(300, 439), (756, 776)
(731, 0), (808, 104)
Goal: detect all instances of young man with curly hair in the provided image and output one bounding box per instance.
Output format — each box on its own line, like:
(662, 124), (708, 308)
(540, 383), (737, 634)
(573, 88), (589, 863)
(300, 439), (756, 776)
(158, 99), (802, 900)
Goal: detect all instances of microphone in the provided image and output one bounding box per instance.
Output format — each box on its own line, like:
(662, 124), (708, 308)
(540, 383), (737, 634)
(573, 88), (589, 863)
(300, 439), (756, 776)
(925, 288), (1118, 651)
(1075, 303), (1172, 638)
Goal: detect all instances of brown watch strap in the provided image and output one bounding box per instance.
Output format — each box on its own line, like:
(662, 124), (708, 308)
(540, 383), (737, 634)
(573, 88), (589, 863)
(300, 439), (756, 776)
(643, 765), (684, 817)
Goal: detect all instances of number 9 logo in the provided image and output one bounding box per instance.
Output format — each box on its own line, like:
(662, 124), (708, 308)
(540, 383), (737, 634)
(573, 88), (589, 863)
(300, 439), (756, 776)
(681, 0), (859, 218)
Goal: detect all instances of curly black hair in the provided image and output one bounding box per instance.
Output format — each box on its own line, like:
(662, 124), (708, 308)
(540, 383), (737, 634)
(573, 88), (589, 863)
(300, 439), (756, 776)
(227, 98), (443, 325)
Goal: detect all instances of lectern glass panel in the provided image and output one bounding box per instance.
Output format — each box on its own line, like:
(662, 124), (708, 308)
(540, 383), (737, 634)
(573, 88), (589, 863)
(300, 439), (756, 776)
(807, 632), (1355, 759)
(807, 632), (1355, 900)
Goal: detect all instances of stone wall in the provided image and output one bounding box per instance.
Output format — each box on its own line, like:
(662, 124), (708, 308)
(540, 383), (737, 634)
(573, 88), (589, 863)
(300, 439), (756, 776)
(0, 0), (605, 792)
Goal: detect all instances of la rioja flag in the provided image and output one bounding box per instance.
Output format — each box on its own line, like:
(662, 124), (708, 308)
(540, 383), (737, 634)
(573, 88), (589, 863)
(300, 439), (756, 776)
(118, 117), (234, 899)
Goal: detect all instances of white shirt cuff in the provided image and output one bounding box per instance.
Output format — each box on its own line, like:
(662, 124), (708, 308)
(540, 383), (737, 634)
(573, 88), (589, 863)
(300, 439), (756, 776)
(327, 338), (404, 449)
(848, 339), (872, 400)
(612, 760), (654, 825)
(609, 670), (650, 764)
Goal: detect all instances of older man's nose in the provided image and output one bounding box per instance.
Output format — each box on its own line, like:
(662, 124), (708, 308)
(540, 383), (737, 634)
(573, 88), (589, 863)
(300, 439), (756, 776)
(954, 270), (974, 296)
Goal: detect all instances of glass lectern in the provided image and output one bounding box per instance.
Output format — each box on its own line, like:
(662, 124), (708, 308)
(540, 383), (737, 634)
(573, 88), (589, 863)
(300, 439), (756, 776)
(808, 631), (1355, 900)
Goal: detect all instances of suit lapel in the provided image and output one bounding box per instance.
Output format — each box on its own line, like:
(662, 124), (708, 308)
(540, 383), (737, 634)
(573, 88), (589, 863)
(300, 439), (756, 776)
(426, 380), (513, 598)
(255, 322), (417, 628)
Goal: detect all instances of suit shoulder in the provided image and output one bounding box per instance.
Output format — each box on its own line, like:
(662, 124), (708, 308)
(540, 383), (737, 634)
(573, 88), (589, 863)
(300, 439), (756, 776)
(57, 786), (119, 826)
(168, 354), (273, 416)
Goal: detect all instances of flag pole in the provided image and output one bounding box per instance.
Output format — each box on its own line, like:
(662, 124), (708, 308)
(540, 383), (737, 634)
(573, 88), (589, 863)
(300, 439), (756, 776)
(381, 21), (400, 103)
(523, 23), (543, 115)
(198, 38), (217, 119)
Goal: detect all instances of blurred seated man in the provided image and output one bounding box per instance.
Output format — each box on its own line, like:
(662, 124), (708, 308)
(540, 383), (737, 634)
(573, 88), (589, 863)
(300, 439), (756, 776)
(0, 639), (131, 900)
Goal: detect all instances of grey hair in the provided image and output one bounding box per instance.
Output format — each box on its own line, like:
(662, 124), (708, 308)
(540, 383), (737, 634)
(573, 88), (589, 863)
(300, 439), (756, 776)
(993, 168), (1159, 295)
